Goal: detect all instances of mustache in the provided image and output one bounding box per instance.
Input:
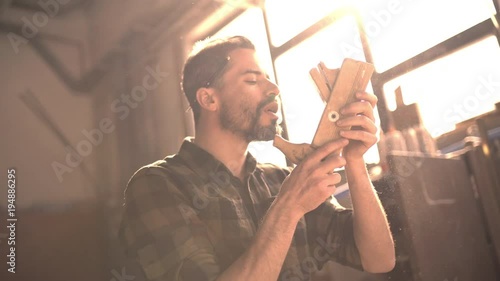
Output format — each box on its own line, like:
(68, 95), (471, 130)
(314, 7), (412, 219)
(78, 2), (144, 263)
(256, 94), (279, 112)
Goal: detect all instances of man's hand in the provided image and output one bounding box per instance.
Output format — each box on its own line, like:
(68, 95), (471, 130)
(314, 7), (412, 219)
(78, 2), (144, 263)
(276, 138), (349, 219)
(336, 91), (378, 161)
(335, 92), (395, 273)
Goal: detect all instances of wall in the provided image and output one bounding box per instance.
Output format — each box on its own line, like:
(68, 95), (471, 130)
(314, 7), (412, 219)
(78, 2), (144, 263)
(0, 1), (226, 279)
(0, 9), (94, 209)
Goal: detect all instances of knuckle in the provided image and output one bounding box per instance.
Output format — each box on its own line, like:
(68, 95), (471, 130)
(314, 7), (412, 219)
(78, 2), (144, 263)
(318, 177), (328, 187)
(310, 169), (322, 179)
(312, 177), (325, 189)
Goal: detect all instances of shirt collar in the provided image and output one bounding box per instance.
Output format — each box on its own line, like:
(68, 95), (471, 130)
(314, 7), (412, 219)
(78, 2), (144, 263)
(176, 137), (258, 181)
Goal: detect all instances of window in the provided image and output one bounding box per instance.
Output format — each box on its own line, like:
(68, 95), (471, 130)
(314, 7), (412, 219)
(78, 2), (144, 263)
(264, 0), (347, 46)
(361, 0), (496, 72)
(383, 36), (500, 137)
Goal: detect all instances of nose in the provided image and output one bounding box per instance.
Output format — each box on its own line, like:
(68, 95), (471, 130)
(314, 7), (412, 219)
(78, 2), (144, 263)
(266, 78), (280, 97)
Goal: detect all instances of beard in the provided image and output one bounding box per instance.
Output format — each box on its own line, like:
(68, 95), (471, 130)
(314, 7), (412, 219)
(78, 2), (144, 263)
(220, 95), (282, 142)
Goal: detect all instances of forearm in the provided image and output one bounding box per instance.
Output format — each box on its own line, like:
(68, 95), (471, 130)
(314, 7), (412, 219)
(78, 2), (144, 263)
(345, 157), (395, 273)
(216, 199), (300, 281)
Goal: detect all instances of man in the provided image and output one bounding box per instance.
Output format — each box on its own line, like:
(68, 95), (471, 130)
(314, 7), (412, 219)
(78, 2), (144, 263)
(119, 36), (395, 281)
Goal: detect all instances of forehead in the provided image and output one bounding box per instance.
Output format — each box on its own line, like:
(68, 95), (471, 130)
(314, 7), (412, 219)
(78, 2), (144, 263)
(225, 48), (265, 74)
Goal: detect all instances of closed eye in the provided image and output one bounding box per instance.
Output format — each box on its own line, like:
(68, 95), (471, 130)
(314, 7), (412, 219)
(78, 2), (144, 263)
(245, 80), (257, 85)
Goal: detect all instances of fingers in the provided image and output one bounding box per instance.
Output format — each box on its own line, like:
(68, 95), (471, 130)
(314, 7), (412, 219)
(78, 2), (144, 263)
(339, 130), (378, 146)
(337, 91), (378, 147)
(341, 92), (377, 121)
(317, 154), (346, 174)
(306, 138), (349, 164)
(356, 91), (378, 108)
(297, 173), (339, 210)
(311, 173), (341, 198)
(336, 115), (377, 134)
(341, 100), (375, 121)
(320, 173), (342, 188)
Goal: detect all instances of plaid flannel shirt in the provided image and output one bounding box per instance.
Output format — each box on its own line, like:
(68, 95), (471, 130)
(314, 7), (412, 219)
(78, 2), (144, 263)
(119, 138), (362, 281)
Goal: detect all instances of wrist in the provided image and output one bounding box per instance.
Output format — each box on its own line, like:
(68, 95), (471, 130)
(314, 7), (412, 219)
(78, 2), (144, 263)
(271, 196), (303, 224)
(345, 155), (365, 166)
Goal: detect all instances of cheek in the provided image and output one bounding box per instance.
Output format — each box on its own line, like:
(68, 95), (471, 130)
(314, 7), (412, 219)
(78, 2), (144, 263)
(233, 94), (257, 113)
(219, 85), (260, 115)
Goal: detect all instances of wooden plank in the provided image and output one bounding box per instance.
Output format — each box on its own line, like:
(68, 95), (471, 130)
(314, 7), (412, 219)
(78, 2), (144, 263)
(311, 59), (374, 148)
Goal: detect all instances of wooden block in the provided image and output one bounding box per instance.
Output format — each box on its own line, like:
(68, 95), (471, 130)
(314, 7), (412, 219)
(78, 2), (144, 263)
(311, 59), (374, 148)
(309, 62), (339, 103)
(318, 61), (339, 91)
(309, 67), (331, 103)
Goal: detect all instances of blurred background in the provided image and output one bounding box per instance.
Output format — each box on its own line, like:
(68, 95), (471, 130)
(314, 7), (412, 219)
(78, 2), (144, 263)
(1, 0), (500, 280)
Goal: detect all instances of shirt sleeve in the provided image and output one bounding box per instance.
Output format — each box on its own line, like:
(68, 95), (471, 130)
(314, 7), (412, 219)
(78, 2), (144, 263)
(118, 167), (220, 281)
(304, 197), (363, 271)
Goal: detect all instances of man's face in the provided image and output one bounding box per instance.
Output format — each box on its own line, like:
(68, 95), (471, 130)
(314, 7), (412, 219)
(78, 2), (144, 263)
(215, 48), (281, 142)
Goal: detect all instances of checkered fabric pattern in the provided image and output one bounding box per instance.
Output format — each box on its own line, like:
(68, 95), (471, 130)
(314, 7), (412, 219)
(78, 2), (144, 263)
(118, 138), (362, 281)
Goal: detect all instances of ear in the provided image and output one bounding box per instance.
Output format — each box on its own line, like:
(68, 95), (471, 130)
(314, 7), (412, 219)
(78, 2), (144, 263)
(195, 87), (219, 112)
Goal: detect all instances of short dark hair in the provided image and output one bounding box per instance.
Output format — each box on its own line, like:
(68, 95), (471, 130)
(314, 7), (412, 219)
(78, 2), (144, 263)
(181, 36), (255, 124)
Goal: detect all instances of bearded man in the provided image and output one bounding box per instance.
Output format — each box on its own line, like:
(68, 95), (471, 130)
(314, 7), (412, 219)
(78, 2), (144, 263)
(119, 36), (395, 281)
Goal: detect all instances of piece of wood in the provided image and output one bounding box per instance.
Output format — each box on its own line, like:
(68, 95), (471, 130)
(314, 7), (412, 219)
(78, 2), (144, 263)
(273, 135), (313, 164)
(309, 62), (339, 103)
(309, 67), (331, 103)
(311, 59), (374, 148)
(274, 59), (374, 164)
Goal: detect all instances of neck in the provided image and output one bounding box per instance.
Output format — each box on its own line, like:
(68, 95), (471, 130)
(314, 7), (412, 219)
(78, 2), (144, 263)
(194, 122), (250, 181)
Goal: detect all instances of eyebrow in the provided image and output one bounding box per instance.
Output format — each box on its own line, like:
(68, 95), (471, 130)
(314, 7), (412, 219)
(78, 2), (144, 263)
(241, 69), (270, 79)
